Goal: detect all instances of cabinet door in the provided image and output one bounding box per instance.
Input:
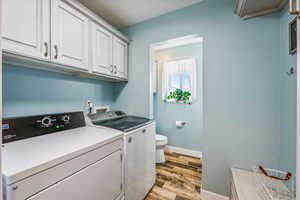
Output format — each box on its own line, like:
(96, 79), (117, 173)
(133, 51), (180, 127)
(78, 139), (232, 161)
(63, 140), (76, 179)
(51, 0), (89, 70)
(125, 131), (145, 200)
(2, 0), (50, 60)
(113, 37), (128, 79)
(125, 125), (155, 200)
(27, 150), (122, 200)
(143, 125), (156, 195)
(90, 22), (113, 76)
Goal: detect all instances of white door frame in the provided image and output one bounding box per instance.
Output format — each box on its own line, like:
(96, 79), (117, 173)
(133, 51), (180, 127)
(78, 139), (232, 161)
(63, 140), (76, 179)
(297, 12), (300, 200)
(0, 0), (3, 199)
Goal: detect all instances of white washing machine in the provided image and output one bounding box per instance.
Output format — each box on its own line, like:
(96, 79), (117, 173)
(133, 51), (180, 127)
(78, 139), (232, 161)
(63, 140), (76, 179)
(91, 111), (156, 200)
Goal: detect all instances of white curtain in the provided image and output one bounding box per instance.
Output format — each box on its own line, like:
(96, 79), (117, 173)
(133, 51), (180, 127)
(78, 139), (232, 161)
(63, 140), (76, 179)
(162, 57), (197, 101)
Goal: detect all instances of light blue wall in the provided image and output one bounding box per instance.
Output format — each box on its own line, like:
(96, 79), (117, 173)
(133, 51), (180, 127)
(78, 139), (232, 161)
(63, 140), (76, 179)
(279, 7), (297, 174)
(154, 43), (204, 151)
(3, 64), (116, 118)
(118, 0), (282, 195)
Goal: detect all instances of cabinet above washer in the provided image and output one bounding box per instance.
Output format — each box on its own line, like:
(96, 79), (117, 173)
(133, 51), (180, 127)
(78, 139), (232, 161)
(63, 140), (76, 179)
(2, 0), (129, 82)
(90, 22), (128, 80)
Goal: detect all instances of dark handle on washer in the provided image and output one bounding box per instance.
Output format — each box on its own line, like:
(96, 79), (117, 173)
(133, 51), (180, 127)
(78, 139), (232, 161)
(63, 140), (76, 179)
(44, 42), (48, 57)
(128, 137), (132, 143)
(54, 45), (58, 59)
(12, 186), (18, 191)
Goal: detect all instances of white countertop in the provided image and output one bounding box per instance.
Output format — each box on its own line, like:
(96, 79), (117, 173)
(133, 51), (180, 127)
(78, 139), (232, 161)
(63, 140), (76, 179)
(231, 168), (262, 200)
(2, 126), (123, 185)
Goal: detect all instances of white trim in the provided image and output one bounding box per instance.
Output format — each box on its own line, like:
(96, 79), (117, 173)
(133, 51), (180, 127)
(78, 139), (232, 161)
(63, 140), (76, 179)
(165, 145), (202, 158)
(201, 190), (229, 200)
(149, 41), (154, 119)
(296, 17), (300, 200)
(152, 35), (203, 50)
(0, 0), (3, 198)
(2, 53), (126, 82)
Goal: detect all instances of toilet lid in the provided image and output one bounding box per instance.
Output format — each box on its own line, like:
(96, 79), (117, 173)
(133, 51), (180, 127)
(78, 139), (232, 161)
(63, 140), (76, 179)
(156, 134), (167, 141)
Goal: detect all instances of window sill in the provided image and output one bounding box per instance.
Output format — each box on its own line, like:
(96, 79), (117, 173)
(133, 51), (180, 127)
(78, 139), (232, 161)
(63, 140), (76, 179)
(164, 99), (192, 104)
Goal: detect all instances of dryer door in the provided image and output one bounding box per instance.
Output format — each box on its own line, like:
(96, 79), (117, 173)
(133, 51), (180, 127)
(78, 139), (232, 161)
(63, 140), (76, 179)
(27, 150), (122, 200)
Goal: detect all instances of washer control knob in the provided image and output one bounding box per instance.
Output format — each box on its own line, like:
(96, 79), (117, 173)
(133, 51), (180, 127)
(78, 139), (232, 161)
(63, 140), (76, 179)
(41, 117), (54, 128)
(61, 115), (70, 124)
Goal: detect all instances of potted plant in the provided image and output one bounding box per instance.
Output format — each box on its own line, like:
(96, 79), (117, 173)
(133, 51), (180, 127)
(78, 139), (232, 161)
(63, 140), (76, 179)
(166, 89), (191, 104)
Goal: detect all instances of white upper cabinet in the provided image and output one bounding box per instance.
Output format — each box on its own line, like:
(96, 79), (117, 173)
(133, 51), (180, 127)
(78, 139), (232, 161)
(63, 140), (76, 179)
(113, 36), (128, 79)
(1, 0), (129, 81)
(2, 0), (50, 60)
(90, 22), (113, 76)
(51, 0), (89, 70)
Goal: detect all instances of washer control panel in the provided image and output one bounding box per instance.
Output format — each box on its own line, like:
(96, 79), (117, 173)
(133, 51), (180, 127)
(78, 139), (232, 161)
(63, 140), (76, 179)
(3, 112), (85, 143)
(37, 114), (71, 129)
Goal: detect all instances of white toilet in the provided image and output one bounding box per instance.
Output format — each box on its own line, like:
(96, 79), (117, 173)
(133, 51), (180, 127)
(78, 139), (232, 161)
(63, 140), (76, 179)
(155, 134), (168, 163)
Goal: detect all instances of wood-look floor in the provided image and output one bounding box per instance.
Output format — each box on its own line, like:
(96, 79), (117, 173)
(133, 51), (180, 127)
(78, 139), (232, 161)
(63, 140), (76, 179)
(145, 152), (202, 200)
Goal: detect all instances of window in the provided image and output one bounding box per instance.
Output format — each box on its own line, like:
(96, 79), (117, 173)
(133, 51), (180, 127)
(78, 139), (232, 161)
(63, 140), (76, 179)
(162, 58), (196, 103)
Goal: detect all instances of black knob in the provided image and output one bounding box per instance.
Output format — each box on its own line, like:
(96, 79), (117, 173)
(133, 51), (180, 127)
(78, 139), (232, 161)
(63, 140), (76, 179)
(41, 117), (53, 127)
(61, 115), (70, 124)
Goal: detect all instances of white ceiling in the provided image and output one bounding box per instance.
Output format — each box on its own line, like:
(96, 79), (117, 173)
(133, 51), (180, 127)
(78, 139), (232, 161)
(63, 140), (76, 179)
(78, 0), (201, 28)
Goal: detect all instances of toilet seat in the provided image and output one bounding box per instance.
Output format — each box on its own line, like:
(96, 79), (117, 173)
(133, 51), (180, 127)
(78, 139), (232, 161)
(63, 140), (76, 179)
(156, 134), (168, 146)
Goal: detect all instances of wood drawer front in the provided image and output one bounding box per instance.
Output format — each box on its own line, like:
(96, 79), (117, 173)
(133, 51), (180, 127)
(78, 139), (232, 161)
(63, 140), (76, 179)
(6, 139), (122, 200)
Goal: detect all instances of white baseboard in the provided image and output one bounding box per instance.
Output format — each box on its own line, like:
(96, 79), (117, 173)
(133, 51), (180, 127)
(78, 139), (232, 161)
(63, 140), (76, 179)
(165, 145), (202, 158)
(201, 190), (229, 200)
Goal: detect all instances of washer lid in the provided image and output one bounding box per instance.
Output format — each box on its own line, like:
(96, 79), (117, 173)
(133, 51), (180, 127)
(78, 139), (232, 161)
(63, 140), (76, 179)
(93, 116), (153, 132)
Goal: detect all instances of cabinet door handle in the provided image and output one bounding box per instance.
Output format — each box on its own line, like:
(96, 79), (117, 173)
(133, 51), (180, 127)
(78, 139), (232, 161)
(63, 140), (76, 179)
(54, 45), (58, 59)
(44, 42), (48, 57)
(110, 65), (114, 73)
(114, 65), (118, 74)
(128, 137), (132, 143)
(142, 129), (146, 133)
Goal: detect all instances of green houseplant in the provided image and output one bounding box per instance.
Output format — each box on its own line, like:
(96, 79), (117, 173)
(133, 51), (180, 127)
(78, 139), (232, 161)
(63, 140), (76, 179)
(166, 89), (191, 104)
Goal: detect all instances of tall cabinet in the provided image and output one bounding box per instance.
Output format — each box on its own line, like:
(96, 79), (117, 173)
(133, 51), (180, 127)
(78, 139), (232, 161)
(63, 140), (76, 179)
(2, 0), (129, 81)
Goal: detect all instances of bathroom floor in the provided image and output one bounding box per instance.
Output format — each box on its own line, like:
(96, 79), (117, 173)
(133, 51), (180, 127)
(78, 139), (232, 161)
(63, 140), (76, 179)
(145, 152), (202, 200)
